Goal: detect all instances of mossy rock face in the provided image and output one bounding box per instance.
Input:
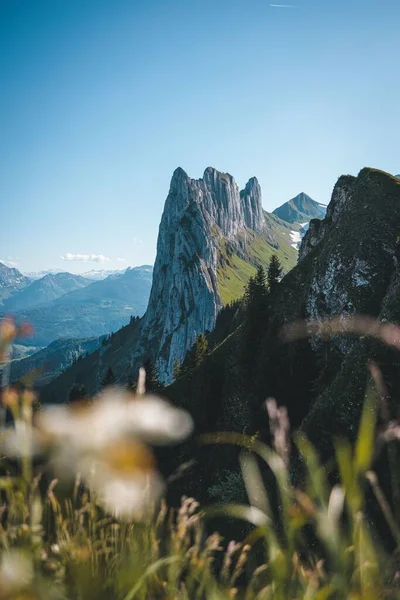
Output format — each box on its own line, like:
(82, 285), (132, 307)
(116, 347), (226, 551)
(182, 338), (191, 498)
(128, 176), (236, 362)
(276, 168), (400, 322)
(280, 168), (400, 450)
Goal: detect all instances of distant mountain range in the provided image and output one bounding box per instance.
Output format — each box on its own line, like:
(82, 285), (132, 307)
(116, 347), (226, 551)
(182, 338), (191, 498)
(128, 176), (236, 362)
(0, 262), (31, 305)
(81, 269), (128, 280)
(23, 269), (64, 280)
(4, 272), (92, 312)
(0, 263), (153, 347)
(12, 344), (43, 360)
(24, 268), (130, 281)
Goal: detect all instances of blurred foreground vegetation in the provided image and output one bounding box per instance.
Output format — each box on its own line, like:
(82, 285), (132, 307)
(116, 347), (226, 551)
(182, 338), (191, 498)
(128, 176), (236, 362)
(1, 319), (400, 599)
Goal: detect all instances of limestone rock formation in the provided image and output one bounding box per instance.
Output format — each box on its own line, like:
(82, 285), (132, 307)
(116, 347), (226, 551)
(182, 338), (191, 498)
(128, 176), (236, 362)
(136, 167), (274, 382)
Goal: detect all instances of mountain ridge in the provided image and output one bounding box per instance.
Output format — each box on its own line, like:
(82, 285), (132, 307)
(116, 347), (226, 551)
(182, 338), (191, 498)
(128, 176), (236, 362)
(7, 266), (153, 347)
(0, 262), (31, 305)
(4, 272), (92, 312)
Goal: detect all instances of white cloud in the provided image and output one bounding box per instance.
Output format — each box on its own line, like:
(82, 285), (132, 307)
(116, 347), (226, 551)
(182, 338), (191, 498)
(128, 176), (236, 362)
(61, 253), (110, 263)
(116, 257), (126, 262)
(0, 258), (18, 268)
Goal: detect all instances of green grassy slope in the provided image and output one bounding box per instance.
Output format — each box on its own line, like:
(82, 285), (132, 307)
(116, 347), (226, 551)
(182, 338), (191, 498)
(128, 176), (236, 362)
(216, 212), (298, 305)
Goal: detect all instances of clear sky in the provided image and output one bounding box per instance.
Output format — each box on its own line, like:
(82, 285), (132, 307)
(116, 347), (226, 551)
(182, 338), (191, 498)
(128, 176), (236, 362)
(1, 0), (399, 273)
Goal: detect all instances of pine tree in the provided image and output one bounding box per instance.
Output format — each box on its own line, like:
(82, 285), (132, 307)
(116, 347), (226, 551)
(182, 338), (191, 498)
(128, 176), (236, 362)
(267, 255), (282, 294)
(246, 265), (268, 315)
(101, 367), (116, 388)
(173, 359), (182, 381)
(244, 274), (257, 309)
(192, 333), (209, 367)
(240, 265), (269, 373)
(180, 333), (209, 375)
(180, 347), (193, 376)
(254, 263), (268, 292)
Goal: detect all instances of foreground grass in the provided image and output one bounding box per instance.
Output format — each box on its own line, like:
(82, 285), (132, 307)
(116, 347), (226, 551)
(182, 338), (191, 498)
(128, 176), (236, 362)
(1, 389), (399, 599)
(1, 319), (400, 598)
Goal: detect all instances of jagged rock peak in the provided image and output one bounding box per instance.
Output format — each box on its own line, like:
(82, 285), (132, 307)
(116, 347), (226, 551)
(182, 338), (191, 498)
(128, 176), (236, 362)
(203, 166), (235, 183)
(165, 167), (264, 238)
(138, 166), (267, 383)
(171, 166), (189, 184)
(240, 177), (264, 232)
(325, 174), (356, 224)
(241, 176), (261, 198)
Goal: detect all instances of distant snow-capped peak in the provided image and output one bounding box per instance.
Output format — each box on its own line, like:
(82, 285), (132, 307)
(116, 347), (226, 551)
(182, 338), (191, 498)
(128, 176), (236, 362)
(24, 269), (63, 280)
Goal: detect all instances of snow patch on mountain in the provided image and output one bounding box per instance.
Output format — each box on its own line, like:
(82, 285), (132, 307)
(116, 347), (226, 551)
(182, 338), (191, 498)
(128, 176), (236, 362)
(290, 230), (302, 249)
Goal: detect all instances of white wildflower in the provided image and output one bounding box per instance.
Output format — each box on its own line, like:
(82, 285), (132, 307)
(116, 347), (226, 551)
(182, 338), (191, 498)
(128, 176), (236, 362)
(84, 438), (164, 520)
(94, 471), (164, 521)
(1, 421), (41, 458)
(38, 393), (127, 451)
(123, 394), (193, 444)
(36, 387), (193, 520)
(38, 388), (193, 451)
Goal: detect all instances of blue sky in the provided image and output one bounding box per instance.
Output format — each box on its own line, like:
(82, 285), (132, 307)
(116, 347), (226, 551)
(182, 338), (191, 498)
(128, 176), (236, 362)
(1, 0), (399, 273)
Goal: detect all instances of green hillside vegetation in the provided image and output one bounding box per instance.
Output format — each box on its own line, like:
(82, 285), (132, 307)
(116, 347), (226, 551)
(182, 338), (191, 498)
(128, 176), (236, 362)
(6, 336), (101, 387)
(216, 213), (298, 305)
(41, 316), (142, 403)
(217, 245), (255, 306)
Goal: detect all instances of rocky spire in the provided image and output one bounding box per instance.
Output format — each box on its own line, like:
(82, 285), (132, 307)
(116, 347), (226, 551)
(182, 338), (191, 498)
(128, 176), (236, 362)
(240, 177), (264, 232)
(136, 166), (267, 382)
